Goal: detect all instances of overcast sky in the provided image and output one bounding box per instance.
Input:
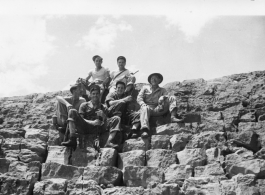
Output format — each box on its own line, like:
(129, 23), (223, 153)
(0, 0), (265, 97)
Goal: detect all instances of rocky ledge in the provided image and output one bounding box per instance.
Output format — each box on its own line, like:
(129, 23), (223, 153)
(1, 70), (265, 195)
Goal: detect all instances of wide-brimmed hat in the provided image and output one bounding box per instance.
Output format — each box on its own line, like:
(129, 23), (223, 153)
(148, 73), (163, 84)
(70, 83), (80, 94)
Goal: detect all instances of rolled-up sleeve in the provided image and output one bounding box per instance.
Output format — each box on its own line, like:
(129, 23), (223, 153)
(137, 87), (146, 106)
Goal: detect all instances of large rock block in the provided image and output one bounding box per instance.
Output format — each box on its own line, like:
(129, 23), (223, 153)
(46, 146), (71, 165)
(21, 138), (47, 158)
(0, 161), (41, 195)
(47, 128), (63, 146)
(232, 130), (261, 152)
(0, 158), (10, 174)
(82, 166), (122, 186)
(19, 149), (43, 163)
(195, 163), (225, 181)
(70, 147), (97, 167)
(156, 123), (191, 135)
(67, 179), (103, 195)
(144, 183), (180, 195)
(254, 147), (265, 160)
(164, 164), (192, 183)
(225, 153), (265, 178)
(123, 166), (164, 188)
(146, 149), (177, 169)
(0, 128), (25, 138)
(33, 178), (68, 195)
(206, 147), (224, 164)
(41, 162), (84, 182)
(177, 148), (207, 168)
(151, 135), (171, 149)
(97, 148), (117, 166)
(118, 150), (145, 170)
(170, 133), (192, 152)
(2, 138), (22, 150)
(104, 187), (145, 195)
(24, 127), (49, 142)
(122, 138), (149, 152)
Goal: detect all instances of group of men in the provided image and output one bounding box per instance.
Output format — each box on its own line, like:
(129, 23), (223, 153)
(54, 55), (183, 151)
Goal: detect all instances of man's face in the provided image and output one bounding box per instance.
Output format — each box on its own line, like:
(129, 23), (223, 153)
(117, 59), (126, 70)
(94, 57), (102, 68)
(116, 84), (125, 95)
(72, 87), (81, 96)
(150, 75), (161, 86)
(90, 90), (100, 101)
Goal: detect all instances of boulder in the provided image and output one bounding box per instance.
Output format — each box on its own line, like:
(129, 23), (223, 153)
(21, 138), (47, 158)
(254, 147), (265, 160)
(177, 148), (207, 168)
(118, 150), (145, 170)
(104, 187), (145, 195)
(41, 162), (84, 182)
(206, 147), (224, 164)
(144, 183), (180, 195)
(122, 138), (149, 152)
(146, 149), (177, 169)
(1, 138), (22, 150)
(46, 146), (71, 165)
(156, 123), (191, 135)
(82, 166), (122, 186)
(0, 158), (10, 174)
(151, 135), (171, 149)
(170, 133), (192, 152)
(33, 178), (67, 195)
(123, 166), (164, 188)
(70, 147), (97, 167)
(19, 149), (43, 163)
(0, 128), (25, 138)
(194, 163), (226, 181)
(164, 164), (192, 183)
(66, 179), (103, 195)
(24, 127), (49, 142)
(97, 148), (117, 166)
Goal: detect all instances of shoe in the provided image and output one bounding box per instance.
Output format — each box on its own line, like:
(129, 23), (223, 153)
(171, 116), (184, 123)
(131, 130), (139, 139)
(104, 142), (119, 149)
(141, 128), (149, 139)
(61, 133), (77, 151)
(57, 126), (66, 134)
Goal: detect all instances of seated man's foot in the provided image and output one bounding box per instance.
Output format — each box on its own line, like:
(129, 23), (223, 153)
(130, 129), (138, 139)
(57, 126), (66, 134)
(61, 134), (77, 151)
(171, 116), (184, 123)
(104, 142), (119, 149)
(141, 128), (149, 139)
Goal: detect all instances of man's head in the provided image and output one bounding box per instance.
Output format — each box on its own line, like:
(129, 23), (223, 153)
(117, 56), (126, 71)
(148, 73), (163, 86)
(92, 55), (103, 68)
(116, 81), (126, 96)
(89, 85), (101, 102)
(70, 84), (81, 96)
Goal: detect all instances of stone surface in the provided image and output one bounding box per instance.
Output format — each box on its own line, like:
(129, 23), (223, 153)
(156, 123), (191, 135)
(170, 133), (192, 152)
(104, 187), (145, 195)
(118, 150), (145, 170)
(122, 138), (149, 152)
(70, 147), (97, 167)
(123, 166), (164, 188)
(82, 166), (122, 186)
(151, 135), (171, 149)
(98, 148), (117, 166)
(46, 146), (71, 165)
(146, 149), (177, 169)
(33, 178), (67, 195)
(0, 158), (10, 174)
(19, 149), (43, 163)
(206, 147), (224, 164)
(164, 164), (192, 183)
(177, 148), (207, 168)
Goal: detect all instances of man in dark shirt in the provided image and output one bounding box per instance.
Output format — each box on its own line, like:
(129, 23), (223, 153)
(105, 81), (133, 119)
(61, 85), (122, 150)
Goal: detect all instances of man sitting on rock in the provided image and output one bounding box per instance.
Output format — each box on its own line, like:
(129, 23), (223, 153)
(61, 85), (122, 150)
(130, 73), (183, 139)
(55, 83), (86, 133)
(105, 81), (133, 123)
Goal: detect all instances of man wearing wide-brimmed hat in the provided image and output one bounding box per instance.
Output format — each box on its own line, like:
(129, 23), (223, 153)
(54, 83), (86, 133)
(130, 73), (181, 138)
(61, 84), (122, 150)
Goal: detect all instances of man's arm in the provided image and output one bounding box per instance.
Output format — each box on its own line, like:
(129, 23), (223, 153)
(56, 96), (72, 111)
(137, 87), (147, 106)
(79, 103), (104, 126)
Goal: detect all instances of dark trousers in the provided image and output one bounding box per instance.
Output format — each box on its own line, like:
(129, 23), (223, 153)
(67, 109), (121, 135)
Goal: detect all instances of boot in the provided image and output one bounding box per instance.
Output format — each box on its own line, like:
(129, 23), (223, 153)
(141, 128), (149, 139)
(61, 133), (77, 151)
(131, 129), (138, 139)
(171, 116), (184, 123)
(104, 142), (119, 149)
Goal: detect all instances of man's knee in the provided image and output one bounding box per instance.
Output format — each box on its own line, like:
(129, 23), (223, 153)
(68, 108), (78, 119)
